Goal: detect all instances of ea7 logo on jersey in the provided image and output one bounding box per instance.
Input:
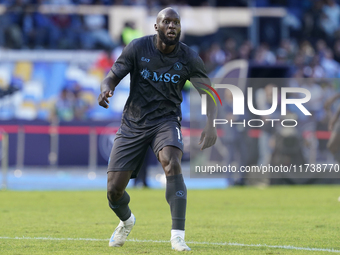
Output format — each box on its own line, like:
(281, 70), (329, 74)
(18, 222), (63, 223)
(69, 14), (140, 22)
(140, 68), (180, 83)
(141, 57), (150, 62)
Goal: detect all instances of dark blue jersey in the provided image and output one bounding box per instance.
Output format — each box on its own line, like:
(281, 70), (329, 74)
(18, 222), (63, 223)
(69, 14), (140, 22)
(111, 35), (208, 128)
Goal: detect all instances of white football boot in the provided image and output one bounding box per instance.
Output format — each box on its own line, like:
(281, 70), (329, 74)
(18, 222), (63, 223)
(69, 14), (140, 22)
(109, 213), (136, 247)
(171, 236), (191, 251)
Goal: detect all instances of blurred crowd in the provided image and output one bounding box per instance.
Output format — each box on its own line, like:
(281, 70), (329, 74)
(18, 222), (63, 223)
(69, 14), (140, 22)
(1, 0), (340, 68)
(51, 84), (90, 122)
(201, 0), (340, 76)
(0, 0), (118, 49)
(2, 0), (340, 178)
(2, 0), (340, 123)
(202, 37), (340, 78)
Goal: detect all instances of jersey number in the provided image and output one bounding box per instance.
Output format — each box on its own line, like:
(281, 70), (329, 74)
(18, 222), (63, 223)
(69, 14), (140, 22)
(175, 127), (182, 141)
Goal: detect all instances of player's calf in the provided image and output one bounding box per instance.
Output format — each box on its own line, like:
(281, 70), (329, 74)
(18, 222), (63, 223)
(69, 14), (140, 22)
(108, 190), (131, 221)
(166, 174), (190, 251)
(107, 190), (135, 247)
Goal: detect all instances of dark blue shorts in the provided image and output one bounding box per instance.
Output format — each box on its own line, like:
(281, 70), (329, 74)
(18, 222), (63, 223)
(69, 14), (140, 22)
(107, 120), (184, 178)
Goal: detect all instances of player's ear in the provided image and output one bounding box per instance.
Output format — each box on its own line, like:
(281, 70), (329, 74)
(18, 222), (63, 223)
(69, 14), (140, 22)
(154, 24), (158, 31)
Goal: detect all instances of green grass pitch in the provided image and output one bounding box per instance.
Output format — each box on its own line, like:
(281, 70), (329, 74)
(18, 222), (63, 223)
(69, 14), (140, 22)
(1, 185), (340, 254)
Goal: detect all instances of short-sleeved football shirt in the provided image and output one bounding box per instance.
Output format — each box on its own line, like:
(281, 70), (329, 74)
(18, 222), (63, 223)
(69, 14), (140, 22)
(111, 35), (208, 128)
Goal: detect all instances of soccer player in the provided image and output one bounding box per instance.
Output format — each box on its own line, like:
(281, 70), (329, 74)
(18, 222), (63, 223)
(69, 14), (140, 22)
(98, 7), (217, 251)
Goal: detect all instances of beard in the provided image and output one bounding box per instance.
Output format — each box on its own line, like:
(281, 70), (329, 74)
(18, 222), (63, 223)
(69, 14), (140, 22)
(158, 30), (181, 46)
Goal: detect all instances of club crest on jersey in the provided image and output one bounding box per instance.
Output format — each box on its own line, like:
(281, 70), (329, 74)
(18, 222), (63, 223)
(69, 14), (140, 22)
(173, 62), (182, 71)
(141, 68), (152, 79)
(140, 68), (180, 83)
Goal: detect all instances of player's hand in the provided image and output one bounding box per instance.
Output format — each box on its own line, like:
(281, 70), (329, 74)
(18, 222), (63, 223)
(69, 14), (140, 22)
(98, 90), (113, 109)
(199, 125), (217, 150)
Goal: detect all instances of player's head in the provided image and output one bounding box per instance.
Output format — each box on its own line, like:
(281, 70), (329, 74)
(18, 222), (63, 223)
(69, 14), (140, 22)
(155, 7), (181, 46)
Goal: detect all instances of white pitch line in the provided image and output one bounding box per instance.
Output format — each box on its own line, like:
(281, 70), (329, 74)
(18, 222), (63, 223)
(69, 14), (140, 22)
(0, 236), (340, 253)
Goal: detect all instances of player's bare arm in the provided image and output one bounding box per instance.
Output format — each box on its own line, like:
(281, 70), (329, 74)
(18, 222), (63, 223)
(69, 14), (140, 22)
(191, 77), (218, 150)
(199, 101), (217, 150)
(98, 70), (121, 109)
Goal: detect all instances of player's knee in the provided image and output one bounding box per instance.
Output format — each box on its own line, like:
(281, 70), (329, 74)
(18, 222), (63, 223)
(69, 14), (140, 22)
(160, 156), (181, 176)
(107, 186), (125, 202)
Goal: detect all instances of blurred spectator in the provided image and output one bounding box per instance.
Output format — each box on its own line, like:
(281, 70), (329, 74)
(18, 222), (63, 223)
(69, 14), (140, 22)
(279, 39), (297, 62)
(31, 4), (52, 49)
(253, 43), (276, 65)
(52, 88), (75, 122)
(224, 38), (238, 62)
(3, 0), (27, 49)
(49, 14), (81, 49)
(316, 39), (328, 58)
(319, 0), (340, 44)
(320, 48), (340, 78)
(95, 49), (114, 72)
(303, 0), (324, 42)
(276, 47), (288, 64)
(238, 41), (253, 60)
(309, 55), (325, 78)
(81, 0), (116, 50)
(293, 52), (305, 70)
(73, 84), (90, 120)
(205, 43), (226, 72)
(121, 21), (143, 46)
(146, 0), (162, 9)
(300, 40), (315, 59)
(282, 10), (302, 40)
